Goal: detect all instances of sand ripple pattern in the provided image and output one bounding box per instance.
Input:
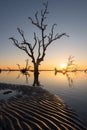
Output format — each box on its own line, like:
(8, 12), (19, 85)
(0, 83), (87, 130)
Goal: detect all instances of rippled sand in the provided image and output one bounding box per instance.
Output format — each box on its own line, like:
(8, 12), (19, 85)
(0, 83), (87, 130)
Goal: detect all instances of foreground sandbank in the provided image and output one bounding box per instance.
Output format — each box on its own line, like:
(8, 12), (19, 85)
(0, 83), (87, 130)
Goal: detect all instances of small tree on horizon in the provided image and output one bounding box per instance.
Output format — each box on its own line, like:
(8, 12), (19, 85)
(9, 2), (68, 86)
(66, 55), (76, 71)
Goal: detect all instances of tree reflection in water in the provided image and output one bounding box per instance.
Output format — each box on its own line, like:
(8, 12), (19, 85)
(17, 70), (41, 86)
(66, 73), (73, 87)
(33, 71), (40, 86)
(0, 69), (74, 87)
(55, 71), (74, 87)
(17, 71), (30, 84)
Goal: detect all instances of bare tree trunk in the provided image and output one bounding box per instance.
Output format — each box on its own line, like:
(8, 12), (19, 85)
(33, 62), (40, 86)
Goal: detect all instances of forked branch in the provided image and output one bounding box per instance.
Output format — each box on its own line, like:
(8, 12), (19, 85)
(17, 28), (26, 42)
(28, 1), (48, 31)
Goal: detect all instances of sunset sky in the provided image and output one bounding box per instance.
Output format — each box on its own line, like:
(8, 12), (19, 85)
(0, 0), (87, 70)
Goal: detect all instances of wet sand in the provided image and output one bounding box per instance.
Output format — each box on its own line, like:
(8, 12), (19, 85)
(0, 83), (87, 130)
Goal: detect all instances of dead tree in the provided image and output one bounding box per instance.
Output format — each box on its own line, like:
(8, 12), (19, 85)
(66, 56), (75, 71)
(17, 59), (31, 74)
(9, 2), (68, 86)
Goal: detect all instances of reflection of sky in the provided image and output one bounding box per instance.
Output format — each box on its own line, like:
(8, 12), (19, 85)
(0, 0), (87, 69)
(0, 71), (87, 90)
(0, 71), (87, 124)
(0, 71), (34, 85)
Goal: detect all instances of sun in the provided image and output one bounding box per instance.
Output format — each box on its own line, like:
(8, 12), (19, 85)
(60, 63), (67, 69)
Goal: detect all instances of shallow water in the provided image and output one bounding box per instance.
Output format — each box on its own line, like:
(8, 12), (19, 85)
(0, 71), (87, 126)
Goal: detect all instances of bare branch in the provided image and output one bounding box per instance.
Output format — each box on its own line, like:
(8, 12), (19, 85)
(28, 11), (41, 29)
(21, 42), (32, 50)
(42, 1), (49, 15)
(28, 1), (48, 31)
(20, 42), (35, 63)
(33, 32), (37, 50)
(35, 11), (39, 25)
(51, 24), (57, 34)
(37, 38), (42, 60)
(45, 33), (68, 49)
(9, 37), (32, 57)
(9, 37), (20, 48)
(40, 2), (49, 30)
(28, 17), (41, 29)
(54, 33), (68, 39)
(48, 24), (57, 42)
(17, 28), (26, 42)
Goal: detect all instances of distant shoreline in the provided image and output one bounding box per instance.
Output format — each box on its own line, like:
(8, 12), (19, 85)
(0, 69), (86, 72)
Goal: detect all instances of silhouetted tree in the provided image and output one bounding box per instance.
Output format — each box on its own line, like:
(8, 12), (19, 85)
(9, 2), (68, 86)
(66, 55), (75, 71)
(17, 59), (31, 74)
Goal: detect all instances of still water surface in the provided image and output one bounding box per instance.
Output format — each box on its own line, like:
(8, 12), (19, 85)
(0, 71), (87, 125)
